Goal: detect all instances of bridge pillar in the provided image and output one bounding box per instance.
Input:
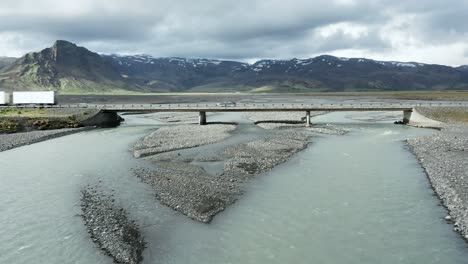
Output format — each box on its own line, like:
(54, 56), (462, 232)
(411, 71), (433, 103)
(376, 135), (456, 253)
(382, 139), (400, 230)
(403, 109), (413, 124)
(305, 111), (311, 127)
(199, 111), (207, 125)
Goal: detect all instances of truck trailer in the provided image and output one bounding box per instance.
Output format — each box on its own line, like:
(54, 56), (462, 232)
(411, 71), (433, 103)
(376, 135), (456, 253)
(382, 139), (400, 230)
(0, 91), (10, 105)
(12, 91), (56, 105)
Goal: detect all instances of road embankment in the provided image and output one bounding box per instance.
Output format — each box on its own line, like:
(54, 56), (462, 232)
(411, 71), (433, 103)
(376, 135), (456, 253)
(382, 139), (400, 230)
(0, 109), (123, 152)
(0, 108), (122, 133)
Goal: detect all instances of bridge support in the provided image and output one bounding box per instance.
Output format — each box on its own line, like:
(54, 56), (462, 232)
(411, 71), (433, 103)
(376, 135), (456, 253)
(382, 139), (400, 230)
(199, 111), (207, 125)
(305, 111), (311, 127)
(403, 109), (413, 124)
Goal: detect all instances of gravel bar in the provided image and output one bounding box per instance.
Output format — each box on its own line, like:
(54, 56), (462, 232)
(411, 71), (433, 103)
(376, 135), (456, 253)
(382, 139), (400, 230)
(133, 124), (236, 158)
(407, 123), (468, 241)
(133, 162), (240, 223)
(222, 130), (313, 180)
(133, 126), (316, 223)
(0, 128), (87, 152)
(81, 186), (145, 264)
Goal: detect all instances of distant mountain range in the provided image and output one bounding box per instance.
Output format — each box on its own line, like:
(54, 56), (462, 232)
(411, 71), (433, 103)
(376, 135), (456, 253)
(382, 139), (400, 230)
(1, 40), (468, 93)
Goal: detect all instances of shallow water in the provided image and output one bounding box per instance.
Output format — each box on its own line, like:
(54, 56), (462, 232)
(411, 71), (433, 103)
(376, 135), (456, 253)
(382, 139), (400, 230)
(0, 112), (466, 264)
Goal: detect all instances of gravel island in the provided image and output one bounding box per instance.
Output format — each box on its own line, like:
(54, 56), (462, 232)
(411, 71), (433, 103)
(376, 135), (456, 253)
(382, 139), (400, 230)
(132, 115), (321, 223)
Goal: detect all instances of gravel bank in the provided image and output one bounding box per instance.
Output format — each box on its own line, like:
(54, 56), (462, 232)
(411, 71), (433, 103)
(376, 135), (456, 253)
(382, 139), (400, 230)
(0, 128), (87, 152)
(133, 124), (236, 158)
(81, 186), (145, 264)
(133, 126), (315, 223)
(407, 124), (468, 241)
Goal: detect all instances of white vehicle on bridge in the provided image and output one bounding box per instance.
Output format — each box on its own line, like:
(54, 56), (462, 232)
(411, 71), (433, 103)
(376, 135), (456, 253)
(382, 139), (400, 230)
(216, 101), (236, 107)
(0, 91), (10, 105)
(12, 91), (57, 105)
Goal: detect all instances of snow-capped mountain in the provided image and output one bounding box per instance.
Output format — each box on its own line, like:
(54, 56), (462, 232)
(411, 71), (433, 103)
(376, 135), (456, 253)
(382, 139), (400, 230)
(1, 40), (468, 92)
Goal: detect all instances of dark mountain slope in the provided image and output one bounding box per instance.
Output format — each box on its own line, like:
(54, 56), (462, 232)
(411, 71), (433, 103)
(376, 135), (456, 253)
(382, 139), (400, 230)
(0, 40), (128, 92)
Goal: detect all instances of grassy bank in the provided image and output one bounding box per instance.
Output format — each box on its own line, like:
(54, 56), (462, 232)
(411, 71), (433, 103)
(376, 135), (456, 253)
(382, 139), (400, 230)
(1, 108), (81, 117)
(265, 90), (468, 100)
(0, 108), (99, 133)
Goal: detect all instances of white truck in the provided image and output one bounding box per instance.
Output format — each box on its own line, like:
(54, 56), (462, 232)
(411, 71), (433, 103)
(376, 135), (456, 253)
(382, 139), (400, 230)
(0, 91), (10, 105)
(12, 91), (56, 105)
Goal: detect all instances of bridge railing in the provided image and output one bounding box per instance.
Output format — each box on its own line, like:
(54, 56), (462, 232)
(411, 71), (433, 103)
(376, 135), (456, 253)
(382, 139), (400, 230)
(1, 102), (468, 110)
(87, 102), (467, 110)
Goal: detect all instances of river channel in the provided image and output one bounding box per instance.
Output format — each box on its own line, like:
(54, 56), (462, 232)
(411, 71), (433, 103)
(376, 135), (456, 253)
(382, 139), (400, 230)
(0, 111), (466, 264)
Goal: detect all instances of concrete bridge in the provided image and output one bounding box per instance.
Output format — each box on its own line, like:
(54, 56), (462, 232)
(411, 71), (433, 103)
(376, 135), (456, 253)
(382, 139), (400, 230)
(3, 102), (467, 126)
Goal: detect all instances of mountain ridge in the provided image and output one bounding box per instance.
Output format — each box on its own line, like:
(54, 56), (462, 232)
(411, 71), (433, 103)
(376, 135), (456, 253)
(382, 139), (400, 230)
(1, 40), (468, 92)
(0, 57), (17, 71)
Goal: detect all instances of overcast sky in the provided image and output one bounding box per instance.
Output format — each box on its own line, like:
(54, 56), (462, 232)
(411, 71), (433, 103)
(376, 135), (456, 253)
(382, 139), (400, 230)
(1, 0), (467, 65)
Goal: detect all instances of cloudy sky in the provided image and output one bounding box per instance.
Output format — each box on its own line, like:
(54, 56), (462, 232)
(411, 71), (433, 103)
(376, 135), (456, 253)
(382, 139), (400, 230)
(0, 0), (467, 65)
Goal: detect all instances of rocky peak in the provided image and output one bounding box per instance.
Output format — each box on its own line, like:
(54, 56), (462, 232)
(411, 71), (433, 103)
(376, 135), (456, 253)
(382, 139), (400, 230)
(47, 40), (101, 65)
(53, 40), (77, 49)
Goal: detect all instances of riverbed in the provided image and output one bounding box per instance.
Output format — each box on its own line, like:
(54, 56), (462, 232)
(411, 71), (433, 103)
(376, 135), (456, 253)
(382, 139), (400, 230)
(0, 111), (467, 263)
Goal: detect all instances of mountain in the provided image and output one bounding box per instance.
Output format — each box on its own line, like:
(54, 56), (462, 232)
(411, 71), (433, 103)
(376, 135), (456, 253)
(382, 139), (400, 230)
(106, 54), (468, 92)
(103, 55), (250, 92)
(0, 57), (16, 71)
(0, 40), (128, 92)
(1, 40), (468, 93)
(104, 54), (468, 92)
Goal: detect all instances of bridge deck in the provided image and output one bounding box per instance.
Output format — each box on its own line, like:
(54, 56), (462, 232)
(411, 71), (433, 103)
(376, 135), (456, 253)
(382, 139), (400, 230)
(2, 102), (466, 112)
(3, 102), (466, 126)
(100, 107), (414, 112)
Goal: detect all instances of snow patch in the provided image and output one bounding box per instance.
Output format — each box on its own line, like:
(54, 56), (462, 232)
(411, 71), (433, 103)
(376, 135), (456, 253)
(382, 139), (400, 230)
(390, 62), (417, 68)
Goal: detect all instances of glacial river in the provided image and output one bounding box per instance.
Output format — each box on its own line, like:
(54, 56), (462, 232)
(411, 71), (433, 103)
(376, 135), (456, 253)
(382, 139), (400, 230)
(0, 112), (467, 264)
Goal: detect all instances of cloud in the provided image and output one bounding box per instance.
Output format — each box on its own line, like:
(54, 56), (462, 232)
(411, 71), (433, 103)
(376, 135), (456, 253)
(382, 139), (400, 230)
(0, 0), (467, 66)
